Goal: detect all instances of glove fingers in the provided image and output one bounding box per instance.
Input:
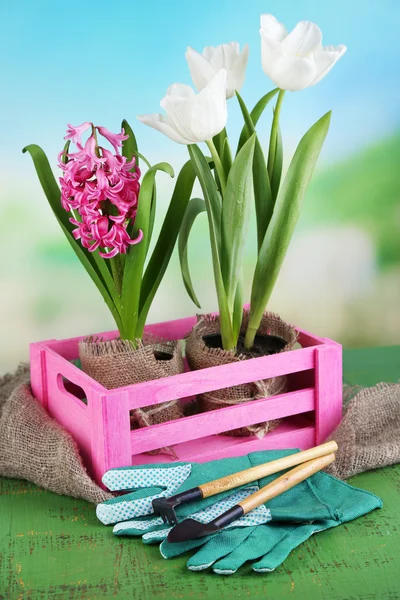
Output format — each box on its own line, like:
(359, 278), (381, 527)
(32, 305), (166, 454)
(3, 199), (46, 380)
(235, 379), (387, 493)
(160, 536), (210, 559)
(97, 490), (161, 524)
(252, 521), (332, 573)
(187, 527), (255, 572)
(97, 464), (192, 525)
(102, 464), (191, 492)
(210, 526), (281, 575)
(112, 516), (164, 537)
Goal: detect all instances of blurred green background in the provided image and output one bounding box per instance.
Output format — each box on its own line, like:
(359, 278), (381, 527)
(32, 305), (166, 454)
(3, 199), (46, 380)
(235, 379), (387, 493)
(0, 0), (399, 374)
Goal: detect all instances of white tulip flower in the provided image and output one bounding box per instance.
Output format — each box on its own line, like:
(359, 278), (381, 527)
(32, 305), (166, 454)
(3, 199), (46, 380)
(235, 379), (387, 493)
(260, 14), (347, 91)
(186, 42), (249, 99)
(137, 70), (228, 145)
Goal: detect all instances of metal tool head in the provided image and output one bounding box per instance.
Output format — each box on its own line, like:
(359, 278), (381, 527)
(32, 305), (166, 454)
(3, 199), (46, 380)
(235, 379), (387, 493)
(167, 504), (244, 542)
(167, 518), (218, 543)
(152, 497), (181, 525)
(152, 487), (203, 525)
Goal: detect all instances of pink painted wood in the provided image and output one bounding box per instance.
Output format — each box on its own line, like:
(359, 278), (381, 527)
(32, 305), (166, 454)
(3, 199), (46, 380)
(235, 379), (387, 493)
(29, 313), (342, 484)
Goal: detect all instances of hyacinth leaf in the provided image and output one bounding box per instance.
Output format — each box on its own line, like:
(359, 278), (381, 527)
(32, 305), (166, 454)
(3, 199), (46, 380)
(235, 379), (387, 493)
(57, 218), (124, 333)
(246, 112), (331, 347)
(61, 140), (70, 164)
(221, 133), (256, 313)
(178, 198), (206, 309)
(270, 125), (283, 200)
(121, 162), (174, 339)
(236, 88), (279, 153)
(188, 144), (234, 350)
(121, 119), (139, 168)
(22, 144), (123, 319)
(133, 151), (151, 169)
(137, 159), (197, 335)
(22, 145), (69, 228)
(235, 92), (273, 253)
(146, 184), (157, 256)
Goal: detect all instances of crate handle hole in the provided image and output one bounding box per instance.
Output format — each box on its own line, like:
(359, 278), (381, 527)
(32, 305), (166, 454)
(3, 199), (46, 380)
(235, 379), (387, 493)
(57, 374), (88, 405)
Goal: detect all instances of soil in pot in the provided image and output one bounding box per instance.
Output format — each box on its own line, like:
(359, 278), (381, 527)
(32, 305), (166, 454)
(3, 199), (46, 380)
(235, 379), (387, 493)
(202, 333), (287, 358)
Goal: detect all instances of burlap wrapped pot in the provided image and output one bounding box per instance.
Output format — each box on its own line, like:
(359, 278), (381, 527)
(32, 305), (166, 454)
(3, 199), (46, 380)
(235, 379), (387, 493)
(185, 310), (298, 438)
(79, 333), (184, 430)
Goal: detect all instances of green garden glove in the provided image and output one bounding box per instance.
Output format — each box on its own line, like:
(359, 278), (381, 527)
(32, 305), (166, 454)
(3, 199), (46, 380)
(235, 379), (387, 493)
(158, 466), (382, 574)
(97, 450), (381, 557)
(96, 453), (273, 528)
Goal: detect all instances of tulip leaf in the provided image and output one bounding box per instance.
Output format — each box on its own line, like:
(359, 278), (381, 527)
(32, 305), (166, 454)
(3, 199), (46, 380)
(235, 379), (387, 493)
(247, 112), (331, 345)
(237, 88), (279, 153)
(221, 136), (233, 175)
(270, 125), (283, 200)
(121, 162), (174, 339)
(178, 197), (206, 309)
(188, 144), (234, 349)
(236, 92), (274, 252)
(232, 281), (244, 344)
(121, 119), (139, 168)
(136, 159), (196, 336)
(221, 133), (256, 311)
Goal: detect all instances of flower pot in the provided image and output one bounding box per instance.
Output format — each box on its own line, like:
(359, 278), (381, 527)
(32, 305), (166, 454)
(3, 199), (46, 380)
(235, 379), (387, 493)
(79, 335), (184, 429)
(185, 311), (298, 437)
(30, 310), (342, 486)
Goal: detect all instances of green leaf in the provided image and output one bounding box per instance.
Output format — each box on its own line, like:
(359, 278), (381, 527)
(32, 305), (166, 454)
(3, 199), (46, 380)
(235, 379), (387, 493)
(236, 92), (274, 252)
(22, 144), (67, 224)
(232, 281), (244, 343)
(188, 144), (234, 349)
(57, 218), (124, 333)
(270, 125), (283, 200)
(137, 160), (196, 335)
(121, 119), (139, 168)
(221, 136), (233, 175)
(147, 183), (157, 255)
(221, 133), (256, 310)
(237, 88), (279, 153)
(121, 162), (174, 339)
(61, 140), (70, 164)
(132, 150), (151, 169)
(247, 112), (331, 345)
(178, 198), (206, 309)
(23, 144), (123, 320)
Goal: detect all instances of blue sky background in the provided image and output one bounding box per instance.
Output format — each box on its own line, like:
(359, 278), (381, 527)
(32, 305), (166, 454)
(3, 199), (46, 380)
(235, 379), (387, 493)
(0, 0), (399, 372)
(1, 0), (399, 174)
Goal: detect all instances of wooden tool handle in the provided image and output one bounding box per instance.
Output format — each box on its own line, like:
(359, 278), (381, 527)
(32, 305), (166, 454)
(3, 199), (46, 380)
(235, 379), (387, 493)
(199, 441), (338, 498)
(238, 453), (336, 514)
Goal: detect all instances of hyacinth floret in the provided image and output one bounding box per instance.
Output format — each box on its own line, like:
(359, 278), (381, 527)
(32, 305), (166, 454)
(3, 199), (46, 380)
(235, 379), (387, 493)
(59, 122), (142, 258)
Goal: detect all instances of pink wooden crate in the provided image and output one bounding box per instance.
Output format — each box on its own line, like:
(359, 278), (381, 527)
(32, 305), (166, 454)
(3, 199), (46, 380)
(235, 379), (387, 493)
(30, 313), (342, 485)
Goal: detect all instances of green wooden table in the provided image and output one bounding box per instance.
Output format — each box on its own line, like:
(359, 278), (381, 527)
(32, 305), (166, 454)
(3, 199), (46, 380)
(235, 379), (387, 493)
(1, 346), (400, 599)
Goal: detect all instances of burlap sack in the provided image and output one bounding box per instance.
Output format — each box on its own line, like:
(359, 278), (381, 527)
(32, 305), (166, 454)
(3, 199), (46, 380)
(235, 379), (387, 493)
(325, 382), (400, 480)
(185, 310), (298, 438)
(79, 334), (184, 429)
(0, 364), (112, 504)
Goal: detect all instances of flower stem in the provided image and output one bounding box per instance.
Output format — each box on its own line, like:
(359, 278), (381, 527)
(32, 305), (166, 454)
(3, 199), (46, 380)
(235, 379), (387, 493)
(110, 254), (123, 296)
(267, 89), (285, 180)
(206, 139), (227, 196)
(244, 322), (258, 350)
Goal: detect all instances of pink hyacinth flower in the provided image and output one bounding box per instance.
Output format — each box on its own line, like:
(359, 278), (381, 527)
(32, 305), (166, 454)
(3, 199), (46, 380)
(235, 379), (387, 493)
(64, 122), (92, 146)
(97, 126), (129, 152)
(59, 122), (142, 258)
